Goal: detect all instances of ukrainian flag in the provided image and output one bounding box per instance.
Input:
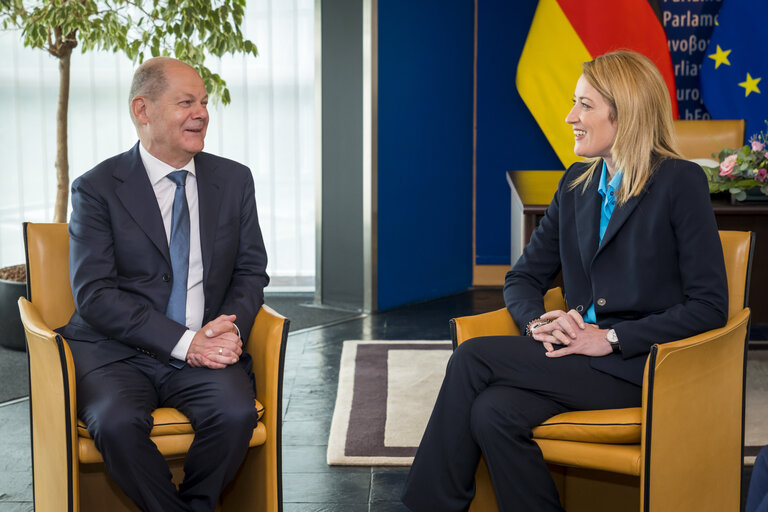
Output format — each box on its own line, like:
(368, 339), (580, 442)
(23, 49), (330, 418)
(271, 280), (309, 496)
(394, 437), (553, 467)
(701, 0), (768, 141)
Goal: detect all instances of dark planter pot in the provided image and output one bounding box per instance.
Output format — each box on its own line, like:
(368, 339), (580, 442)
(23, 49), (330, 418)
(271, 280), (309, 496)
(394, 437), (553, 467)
(731, 188), (768, 205)
(0, 278), (27, 351)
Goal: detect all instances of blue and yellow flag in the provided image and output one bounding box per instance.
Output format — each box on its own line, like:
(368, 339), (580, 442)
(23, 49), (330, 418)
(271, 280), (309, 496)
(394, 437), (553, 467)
(701, 0), (768, 141)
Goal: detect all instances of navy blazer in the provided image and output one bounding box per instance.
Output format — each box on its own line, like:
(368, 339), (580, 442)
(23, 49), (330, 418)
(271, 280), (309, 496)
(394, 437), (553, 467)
(58, 142), (269, 379)
(504, 158), (728, 385)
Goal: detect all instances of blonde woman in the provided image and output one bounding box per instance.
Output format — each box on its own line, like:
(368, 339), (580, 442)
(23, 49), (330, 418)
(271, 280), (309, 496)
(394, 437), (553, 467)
(402, 51), (728, 511)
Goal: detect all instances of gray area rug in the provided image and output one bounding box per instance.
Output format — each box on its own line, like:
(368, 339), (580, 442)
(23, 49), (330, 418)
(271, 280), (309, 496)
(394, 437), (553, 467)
(746, 350), (768, 463)
(328, 340), (768, 466)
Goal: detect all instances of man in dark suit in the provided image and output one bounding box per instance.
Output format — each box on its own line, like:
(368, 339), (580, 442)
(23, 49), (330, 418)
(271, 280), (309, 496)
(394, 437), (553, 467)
(58, 57), (269, 512)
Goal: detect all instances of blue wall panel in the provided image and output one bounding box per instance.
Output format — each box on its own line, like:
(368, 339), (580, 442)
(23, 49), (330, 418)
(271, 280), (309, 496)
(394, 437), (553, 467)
(475, 0), (562, 266)
(377, 0), (474, 310)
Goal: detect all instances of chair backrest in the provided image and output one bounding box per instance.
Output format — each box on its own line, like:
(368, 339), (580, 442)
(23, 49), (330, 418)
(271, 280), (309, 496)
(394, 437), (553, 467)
(24, 223), (751, 328)
(673, 119), (745, 159)
(719, 230), (754, 320)
(24, 222), (74, 330)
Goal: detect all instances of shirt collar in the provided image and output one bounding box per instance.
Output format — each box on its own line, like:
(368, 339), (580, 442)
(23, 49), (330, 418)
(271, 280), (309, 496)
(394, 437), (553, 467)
(598, 160), (623, 199)
(139, 142), (196, 186)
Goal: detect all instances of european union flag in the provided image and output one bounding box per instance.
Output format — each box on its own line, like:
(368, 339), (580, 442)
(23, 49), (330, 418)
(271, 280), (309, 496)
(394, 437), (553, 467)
(701, 0), (768, 142)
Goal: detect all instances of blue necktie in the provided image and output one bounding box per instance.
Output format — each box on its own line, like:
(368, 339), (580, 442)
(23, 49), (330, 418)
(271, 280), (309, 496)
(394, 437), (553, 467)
(165, 170), (190, 326)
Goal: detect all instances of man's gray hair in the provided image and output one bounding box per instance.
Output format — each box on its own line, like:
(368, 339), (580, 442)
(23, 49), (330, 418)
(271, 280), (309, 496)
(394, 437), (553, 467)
(129, 58), (170, 120)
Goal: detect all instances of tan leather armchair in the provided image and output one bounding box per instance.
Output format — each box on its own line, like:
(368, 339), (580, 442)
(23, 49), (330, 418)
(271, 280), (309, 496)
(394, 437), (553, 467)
(673, 119), (745, 159)
(18, 222), (289, 512)
(451, 230), (754, 511)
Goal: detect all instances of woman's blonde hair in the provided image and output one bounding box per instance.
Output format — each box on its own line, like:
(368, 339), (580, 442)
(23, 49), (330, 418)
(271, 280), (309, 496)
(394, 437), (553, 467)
(569, 51), (681, 204)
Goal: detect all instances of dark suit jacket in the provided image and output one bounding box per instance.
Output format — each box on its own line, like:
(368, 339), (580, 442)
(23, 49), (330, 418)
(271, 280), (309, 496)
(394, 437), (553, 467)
(504, 158), (728, 386)
(58, 142), (269, 380)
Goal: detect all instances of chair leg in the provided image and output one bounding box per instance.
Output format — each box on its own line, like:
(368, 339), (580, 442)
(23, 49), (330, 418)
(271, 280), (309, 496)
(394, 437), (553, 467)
(78, 458), (190, 512)
(79, 462), (142, 512)
(469, 457), (499, 512)
(468, 460), (639, 512)
(220, 444), (278, 512)
(559, 467), (639, 512)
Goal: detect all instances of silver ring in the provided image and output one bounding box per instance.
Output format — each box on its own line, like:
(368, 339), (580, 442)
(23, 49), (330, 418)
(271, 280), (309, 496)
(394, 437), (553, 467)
(218, 348), (223, 355)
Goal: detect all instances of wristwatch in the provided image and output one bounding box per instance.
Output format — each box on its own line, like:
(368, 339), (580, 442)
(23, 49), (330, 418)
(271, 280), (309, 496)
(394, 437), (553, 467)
(606, 329), (621, 353)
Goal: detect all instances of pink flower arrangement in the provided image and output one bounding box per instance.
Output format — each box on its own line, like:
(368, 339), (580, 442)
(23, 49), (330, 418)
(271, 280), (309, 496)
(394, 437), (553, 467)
(702, 121), (768, 201)
(719, 154), (738, 176)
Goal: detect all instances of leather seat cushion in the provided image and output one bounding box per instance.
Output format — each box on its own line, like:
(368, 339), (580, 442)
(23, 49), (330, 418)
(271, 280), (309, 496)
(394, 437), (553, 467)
(77, 399), (265, 439)
(536, 438), (642, 476)
(79, 422), (266, 464)
(533, 407), (642, 444)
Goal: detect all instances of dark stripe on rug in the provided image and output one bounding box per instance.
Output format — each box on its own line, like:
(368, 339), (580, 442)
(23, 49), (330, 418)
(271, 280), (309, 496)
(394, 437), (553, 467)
(345, 343), (449, 458)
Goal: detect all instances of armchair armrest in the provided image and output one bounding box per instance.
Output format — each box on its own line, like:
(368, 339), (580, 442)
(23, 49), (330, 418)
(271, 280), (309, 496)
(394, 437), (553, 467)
(18, 297), (80, 510)
(451, 288), (567, 347)
(229, 304), (289, 512)
(246, 305), (289, 419)
(451, 308), (519, 347)
(640, 307), (750, 511)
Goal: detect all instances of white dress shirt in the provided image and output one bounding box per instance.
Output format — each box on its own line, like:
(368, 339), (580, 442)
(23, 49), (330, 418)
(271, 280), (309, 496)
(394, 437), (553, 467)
(139, 143), (204, 360)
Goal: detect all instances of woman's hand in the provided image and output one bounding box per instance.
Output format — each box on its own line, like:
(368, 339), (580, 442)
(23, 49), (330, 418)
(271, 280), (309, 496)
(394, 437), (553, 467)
(542, 323), (612, 357)
(531, 309), (612, 357)
(531, 309), (585, 351)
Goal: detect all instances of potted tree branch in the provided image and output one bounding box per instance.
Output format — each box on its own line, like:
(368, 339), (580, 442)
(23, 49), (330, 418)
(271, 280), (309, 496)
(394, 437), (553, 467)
(0, 0), (259, 350)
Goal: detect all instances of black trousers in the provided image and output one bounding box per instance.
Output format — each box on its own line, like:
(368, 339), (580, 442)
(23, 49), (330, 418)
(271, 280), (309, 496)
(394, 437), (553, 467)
(77, 354), (259, 512)
(401, 336), (641, 512)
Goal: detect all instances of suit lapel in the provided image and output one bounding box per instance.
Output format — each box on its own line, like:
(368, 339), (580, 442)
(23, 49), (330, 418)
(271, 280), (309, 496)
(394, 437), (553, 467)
(595, 180), (652, 258)
(114, 144), (171, 264)
(195, 154), (222, 290)
(573, 167), (602, 278)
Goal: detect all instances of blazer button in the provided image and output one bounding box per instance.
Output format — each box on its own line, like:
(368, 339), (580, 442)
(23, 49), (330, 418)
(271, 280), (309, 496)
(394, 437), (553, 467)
(162, 273), (171, 283)
(576, 305), (584, 312)
(597, 298), (607, 306)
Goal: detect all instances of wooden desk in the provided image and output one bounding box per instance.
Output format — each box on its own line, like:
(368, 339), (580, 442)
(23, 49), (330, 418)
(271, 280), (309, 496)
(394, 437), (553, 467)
(506, 170), (563, 259)
(507, 170), (767, 322)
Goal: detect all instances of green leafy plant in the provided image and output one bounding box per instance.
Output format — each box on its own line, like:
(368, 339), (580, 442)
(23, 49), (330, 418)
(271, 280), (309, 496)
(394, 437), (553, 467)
(1, 0), (258, 222)
(701, 122), (768, 201)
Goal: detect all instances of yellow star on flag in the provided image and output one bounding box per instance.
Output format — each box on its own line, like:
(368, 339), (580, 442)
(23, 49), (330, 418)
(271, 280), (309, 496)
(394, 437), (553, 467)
(708, 45), (731, 69)
(739, 73), (762, 97)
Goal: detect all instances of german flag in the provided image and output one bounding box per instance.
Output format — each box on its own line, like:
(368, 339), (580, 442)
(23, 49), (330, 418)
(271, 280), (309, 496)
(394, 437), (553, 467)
(517, 0), (677, 167)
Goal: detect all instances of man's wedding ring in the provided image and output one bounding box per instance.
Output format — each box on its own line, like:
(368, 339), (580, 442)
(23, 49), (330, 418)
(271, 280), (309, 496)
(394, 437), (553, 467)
(218, 348), (223, 355)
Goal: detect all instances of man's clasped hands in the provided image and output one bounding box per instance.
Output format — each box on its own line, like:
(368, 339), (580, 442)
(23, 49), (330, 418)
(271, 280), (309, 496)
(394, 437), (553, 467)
(187, 314), (242, 368)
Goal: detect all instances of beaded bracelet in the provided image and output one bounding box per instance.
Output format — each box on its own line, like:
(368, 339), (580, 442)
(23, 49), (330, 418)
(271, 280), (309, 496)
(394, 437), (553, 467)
(525, 318), (550, 336)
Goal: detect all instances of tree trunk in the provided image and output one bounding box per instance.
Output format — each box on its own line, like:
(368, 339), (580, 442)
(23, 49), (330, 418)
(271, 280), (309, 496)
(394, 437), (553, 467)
(54, 51), (71, 223)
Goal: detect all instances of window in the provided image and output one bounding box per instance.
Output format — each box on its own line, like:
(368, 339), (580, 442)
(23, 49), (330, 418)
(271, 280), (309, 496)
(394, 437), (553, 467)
(0, 0), (314, 288)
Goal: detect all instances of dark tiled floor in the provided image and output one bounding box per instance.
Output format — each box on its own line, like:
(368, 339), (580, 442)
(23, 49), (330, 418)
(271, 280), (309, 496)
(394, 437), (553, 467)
(0, 288), (505, 511)
(0, 397), (33, 511)
(279, 288), (506, 510)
